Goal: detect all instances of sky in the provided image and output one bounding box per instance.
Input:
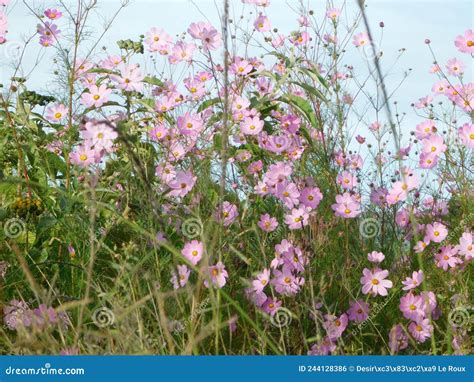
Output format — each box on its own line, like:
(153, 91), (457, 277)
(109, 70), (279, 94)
(0, 0), (472, 139)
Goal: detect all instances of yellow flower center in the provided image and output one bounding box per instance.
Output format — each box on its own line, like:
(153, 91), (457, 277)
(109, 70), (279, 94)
(93, 95), (100, 100)
(192, 250), (198, 256)
(284, 277), (291, 284)
(344, 209), (351, 215)
(371, 278), (379, 285)
(79, 154), (88, 161)
(409, 304), (416, 311)
(54, 112), (62, 119)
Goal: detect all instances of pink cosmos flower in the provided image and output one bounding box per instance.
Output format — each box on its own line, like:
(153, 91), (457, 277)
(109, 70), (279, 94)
(276, 182), (300, 209)
(217, 201), (238, 227)
(454, 29), (474, 54)
(458, 232), (473, 260)
(171, 265), (190, 289)
(414, 95), (432, 109)
(421, 134), (446, 156)
(272, 34), (285, 48)
(415, 120), (437, 139)
(389, 324), (408, 353)
(347, 300), (369, 322)
(408, 318), (433, 343)
(44, 8), (62, 20)
(414, 240), (428, 253)
(187, 22), (222, 51)
(272, 266), (304, 295)
(402, 270), (424, 291)
(425, 222), (448, 243)
(261, 297), (281, 316)
(181, 240), (203, 265)
(308, 337), (337, 355)
(258, 213), (278, 232)
(204, 261), (228, 288)
(360, 268), (393, 296)
(458, 123), (474, 149)
(367, 251), (385, 264)
(240, 116), (264, 135)
(331, 193), (361, 218)
(37, 22), (61, 39)
(419, 152), (439, 169)
(149, 125), (168, 142)
(113, 64), (144, 92)
(70, 145), (99, 167)
(231, 58), (253, 76)
(435, 245), (461, 271)
(254, 15), (271, 32)
(46, 103), (67, 122)
(399, 293), (425, 321)
(299, 186), (323, 209)
(337, 171), (358, 190)
(177, 112), (203, 136)
(297, 15), (309, 27)
(167, 171), (197, 197)
(284, 207), (309, 230)
(101, 55), (123, 69)
(431, 79), (450, 95)
(74, 58), (93, 76)
(155, 164), (176, 183)
(352, 32), (369, 47)
(445, 58), (464, 77)
(290, 31), (310, 46)
(370, 187), (387, 206)
(81, 84), (112, 108)
(170, 41), (196, 63)
(81, 121), (117, 152)
(145, 27), (172, 53)
(281, 246), (307, 273)
(386, 173), (419, 205)
(252, 268), (270, 293)
(323, 313), (348, 339)
(326, 7), (341, 20)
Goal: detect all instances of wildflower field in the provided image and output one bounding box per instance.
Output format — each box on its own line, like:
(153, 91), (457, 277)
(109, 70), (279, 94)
(0, 0), (472, 356)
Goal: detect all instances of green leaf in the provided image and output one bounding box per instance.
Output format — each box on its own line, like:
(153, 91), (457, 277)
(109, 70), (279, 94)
(197, 97), (221, 113)
(143, 76), (164, 87)
(279, 94), (319, 129)
(290, 81), (328, 103)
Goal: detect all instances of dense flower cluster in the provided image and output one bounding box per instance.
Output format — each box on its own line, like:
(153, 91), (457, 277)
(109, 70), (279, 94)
(1, 0), (472, 356)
